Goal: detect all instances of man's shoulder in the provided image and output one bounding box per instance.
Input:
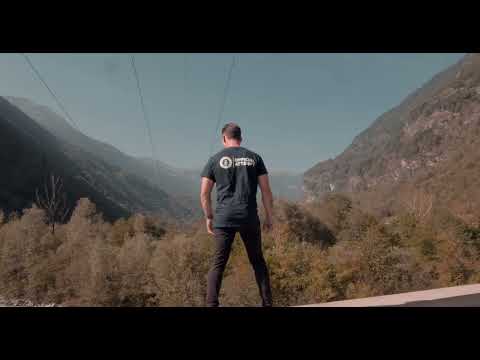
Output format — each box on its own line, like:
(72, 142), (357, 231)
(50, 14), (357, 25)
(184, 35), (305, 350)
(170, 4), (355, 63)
(210, 149), (230, 162)
(210, 147), (264, 162)
(240, 147), (262, 159)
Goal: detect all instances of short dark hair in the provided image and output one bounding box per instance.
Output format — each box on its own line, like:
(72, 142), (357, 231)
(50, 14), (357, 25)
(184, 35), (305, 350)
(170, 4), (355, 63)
(221, 122), (242, 140)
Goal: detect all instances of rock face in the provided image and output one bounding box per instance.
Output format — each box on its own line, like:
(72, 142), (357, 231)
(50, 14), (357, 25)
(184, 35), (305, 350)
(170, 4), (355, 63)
(303, 54), (480, 219)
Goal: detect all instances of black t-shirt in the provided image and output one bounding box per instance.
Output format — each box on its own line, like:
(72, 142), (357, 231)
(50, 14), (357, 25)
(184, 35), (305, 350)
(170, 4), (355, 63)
(201, 146), (268, 228)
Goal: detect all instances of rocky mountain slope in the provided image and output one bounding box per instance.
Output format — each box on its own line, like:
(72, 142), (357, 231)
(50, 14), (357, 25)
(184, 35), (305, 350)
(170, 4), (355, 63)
(303, 53), (480, 221)
(0, 97), (192, 222)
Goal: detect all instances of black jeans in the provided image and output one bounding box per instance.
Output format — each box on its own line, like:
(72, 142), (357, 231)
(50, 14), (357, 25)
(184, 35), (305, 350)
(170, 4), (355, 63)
(206, 221), (273, 307)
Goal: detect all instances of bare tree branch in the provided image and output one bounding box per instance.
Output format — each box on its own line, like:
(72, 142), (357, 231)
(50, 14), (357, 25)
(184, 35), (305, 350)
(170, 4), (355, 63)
(35, 173), (70, 234)
(401, 189), (434, 223)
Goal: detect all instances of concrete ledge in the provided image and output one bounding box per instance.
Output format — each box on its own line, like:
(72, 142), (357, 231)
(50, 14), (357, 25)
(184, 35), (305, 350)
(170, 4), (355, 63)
(297, 284), (480, 307)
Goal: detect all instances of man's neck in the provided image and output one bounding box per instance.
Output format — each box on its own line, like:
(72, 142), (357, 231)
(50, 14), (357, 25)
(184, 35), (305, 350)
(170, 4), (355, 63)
(225, 143), (241, 148)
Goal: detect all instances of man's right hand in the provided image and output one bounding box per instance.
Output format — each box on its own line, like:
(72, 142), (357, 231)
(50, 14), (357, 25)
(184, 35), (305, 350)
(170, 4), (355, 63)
(263, 217), (273, 232)
(206, 218), (215, 235)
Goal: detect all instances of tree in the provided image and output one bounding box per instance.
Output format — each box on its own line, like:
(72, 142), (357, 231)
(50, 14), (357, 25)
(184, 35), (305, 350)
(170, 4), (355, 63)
(400, 189), (433, 223)
(35, 174), (70, 234)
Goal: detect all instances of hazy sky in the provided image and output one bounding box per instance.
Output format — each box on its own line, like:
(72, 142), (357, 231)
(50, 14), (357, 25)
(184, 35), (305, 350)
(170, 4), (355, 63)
(0, 53), (464, 173)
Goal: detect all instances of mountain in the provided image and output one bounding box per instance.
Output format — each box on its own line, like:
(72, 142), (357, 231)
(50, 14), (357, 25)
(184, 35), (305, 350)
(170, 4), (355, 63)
(4, 95), (303, 223)
(5, 97), (201, 211)
(0, 97), (192, 222)
(303, 53), (480, 221)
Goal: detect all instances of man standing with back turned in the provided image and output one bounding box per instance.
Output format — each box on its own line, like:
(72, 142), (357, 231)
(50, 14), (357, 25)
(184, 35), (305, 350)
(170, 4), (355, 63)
(200, 123), (274, 307)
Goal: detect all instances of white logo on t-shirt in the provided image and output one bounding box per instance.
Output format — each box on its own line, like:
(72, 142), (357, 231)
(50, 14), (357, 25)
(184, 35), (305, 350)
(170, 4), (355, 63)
(219, 156), (256, 169)
(219, 156), (233, 169)
(234, 157), (255, 167)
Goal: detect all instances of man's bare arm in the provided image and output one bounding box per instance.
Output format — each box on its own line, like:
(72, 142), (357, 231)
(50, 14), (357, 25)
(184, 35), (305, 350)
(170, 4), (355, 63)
(200, 177), (215, 234)
(258, 174), (274, 230)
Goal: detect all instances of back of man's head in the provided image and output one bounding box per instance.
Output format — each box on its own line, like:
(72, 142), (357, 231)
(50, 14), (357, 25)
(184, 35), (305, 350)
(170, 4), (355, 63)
(221, 122), (242, 141)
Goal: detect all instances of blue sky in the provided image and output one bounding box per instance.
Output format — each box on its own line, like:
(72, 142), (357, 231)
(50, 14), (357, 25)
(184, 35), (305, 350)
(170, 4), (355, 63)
(0, 53), (464, 173)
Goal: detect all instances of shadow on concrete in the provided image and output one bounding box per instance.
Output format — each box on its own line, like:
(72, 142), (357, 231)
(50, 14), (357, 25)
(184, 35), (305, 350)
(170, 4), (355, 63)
(386, 293), (480, 307)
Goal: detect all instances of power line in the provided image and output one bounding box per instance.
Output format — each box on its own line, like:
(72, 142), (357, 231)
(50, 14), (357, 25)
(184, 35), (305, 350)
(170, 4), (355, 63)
(183, 54), (188, 123)
(21, 53), (80, 131)
(130, 54), (160, 182)
(209, 55), (236, 155)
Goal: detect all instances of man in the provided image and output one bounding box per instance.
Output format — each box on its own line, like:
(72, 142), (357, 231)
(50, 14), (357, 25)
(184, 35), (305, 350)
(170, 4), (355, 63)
(200, 122), (274, 307)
